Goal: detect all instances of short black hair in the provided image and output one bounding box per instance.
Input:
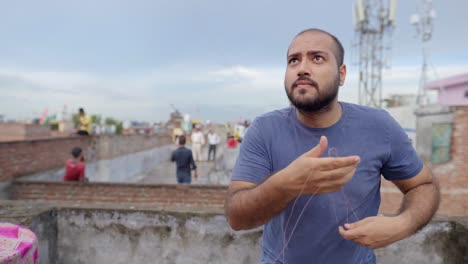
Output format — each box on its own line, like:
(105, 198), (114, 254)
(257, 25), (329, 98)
(71, 147), (82, 158)
(79, 108), (84, 114)
(292, 28), (345, 66)
(178, 135), (186, 145)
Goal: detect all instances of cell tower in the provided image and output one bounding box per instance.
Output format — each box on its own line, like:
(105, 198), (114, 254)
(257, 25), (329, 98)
(353, 0), (397, 108)
(410, 0), (436, 106)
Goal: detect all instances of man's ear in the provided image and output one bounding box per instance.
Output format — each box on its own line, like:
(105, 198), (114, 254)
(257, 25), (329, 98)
(339, 64), (347, 86)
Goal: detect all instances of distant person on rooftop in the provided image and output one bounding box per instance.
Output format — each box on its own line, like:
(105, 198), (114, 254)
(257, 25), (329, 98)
(63, 147), (88, 182)
(190, 125), (205, 162)
(171, 135), (198, 184)
(226, 135), (237, 149)
(233, 128), (240, 142)
(77, 108), (92, 136)
(207, 129), (220, 161)
(173, 127), (184, 145)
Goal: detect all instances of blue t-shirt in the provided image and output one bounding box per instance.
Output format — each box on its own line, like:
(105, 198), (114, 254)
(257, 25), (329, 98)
(231, 102), (423, 264)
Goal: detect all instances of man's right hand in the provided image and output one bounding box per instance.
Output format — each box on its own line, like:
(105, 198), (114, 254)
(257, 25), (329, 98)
(282, 136), (360, 196)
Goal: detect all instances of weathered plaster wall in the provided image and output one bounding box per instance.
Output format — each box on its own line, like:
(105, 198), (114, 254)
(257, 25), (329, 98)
(376, 220), (468, 264)
(56, 209), (261, 264)
(1, 201), (467, 264)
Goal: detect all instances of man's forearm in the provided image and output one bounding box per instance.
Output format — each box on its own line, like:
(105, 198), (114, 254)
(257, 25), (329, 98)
(225, 170), (295, 230)
(398, 178), (440, 235)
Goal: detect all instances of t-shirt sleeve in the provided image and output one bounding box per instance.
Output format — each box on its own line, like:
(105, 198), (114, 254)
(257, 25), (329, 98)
(231, 118), (272, 184)
(381, 111), (423, 181)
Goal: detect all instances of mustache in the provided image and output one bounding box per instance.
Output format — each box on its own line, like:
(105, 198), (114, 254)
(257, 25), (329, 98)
(292, 76), (319, 89)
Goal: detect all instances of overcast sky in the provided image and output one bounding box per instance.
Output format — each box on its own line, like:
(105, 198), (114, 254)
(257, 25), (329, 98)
(0, 0), (467, 123)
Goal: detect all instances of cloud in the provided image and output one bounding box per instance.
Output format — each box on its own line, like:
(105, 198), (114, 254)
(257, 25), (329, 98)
(1, 63), (467, 122)
(210, 66), (262, 79)
(340, 64), (468, 104)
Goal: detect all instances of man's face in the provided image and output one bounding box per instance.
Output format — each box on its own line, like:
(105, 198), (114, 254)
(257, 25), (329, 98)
(284, 31), (346, 112)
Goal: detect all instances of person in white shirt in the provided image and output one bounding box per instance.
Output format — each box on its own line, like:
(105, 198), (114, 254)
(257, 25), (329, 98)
(191, 126), (205, 161)
(207, 130), (220, 161)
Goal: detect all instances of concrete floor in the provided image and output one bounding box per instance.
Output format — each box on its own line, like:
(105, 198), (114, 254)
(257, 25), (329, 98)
(133, 144), (239, 185)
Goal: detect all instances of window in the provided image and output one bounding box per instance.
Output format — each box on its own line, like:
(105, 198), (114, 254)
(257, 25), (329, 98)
(431, 123), (452, 164)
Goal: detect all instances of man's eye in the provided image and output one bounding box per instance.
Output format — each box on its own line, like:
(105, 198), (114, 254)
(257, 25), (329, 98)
(289, 58), (298, 64)
(314, 56), (324, 62)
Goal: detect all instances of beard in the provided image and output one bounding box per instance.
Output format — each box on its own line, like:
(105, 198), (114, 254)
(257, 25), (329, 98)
(285, 75), (340, 112)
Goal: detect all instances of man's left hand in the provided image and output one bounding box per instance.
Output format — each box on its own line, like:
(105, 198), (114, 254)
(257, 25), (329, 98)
(338, 216), (408, 249)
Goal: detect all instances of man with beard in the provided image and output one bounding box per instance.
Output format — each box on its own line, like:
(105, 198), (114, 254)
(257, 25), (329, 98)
(224, 29), (439, 264)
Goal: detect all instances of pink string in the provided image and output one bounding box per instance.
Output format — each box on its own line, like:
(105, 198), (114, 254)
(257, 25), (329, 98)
(274, 187), (321, 263)
(330, 194), (339, 225)
(281, 178), (310, 262)
(246, 108), (366, 263)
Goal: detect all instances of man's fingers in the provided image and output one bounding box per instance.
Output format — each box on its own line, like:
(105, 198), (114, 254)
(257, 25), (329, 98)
(344, 217), (375, 229)
(305, 165), (357, 193)
(317, 156), (360, 171)
(339, 217), (376, 240)
(338, 225), (365, 241)
(304, 136), (328, 158)
(320, 166), (356, 182)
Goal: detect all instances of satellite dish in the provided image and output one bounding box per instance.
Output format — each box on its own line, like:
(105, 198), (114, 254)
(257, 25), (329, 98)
(353, 2), (359, 28)
(410, 14), (420, 25)
(388, 0), (398, 25)
(355, 0), (366, 23)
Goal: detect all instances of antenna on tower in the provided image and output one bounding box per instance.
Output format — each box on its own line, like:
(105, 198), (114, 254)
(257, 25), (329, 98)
(411, 0), (436, 106)
(353, 0), (397, 108)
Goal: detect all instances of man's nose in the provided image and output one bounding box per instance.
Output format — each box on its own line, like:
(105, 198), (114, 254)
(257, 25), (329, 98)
(297, 61), (311, 77)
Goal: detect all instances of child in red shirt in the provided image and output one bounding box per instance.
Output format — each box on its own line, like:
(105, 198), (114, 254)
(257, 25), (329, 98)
(63, 147), (88, 182)
(226, 135), (238, 148)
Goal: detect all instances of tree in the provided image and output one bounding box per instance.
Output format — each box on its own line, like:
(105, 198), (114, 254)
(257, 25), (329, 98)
(91, 115), (101, 125)
(72, 114), (79, 129)
(105, 117), (123, 135)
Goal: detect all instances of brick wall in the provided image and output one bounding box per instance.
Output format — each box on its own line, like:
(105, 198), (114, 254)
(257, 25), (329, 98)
(0, 123), (51, 142)
(11, 181), (227, 209)
(0, 134), (171, 182)
(0, 137), (92, 182)
(380, 188), (468, 216)
(12, 179), (467, 216)
(93, 134), (171, 160)
(380, 106), (468, 216)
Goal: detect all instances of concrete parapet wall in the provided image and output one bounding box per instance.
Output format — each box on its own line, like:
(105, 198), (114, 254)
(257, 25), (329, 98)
(0, 134), (171, 182)
(375, 219), (468, 264)
(49, 210), (468, 264)
(12, 181), (227, 209)
(1, 201), (466, 264)
(56, 208), (262, 264)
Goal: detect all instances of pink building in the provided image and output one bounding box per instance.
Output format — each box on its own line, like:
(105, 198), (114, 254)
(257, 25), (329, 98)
(426, 73), (468, 106)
